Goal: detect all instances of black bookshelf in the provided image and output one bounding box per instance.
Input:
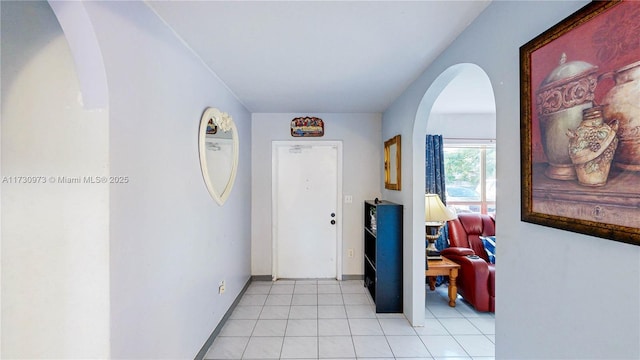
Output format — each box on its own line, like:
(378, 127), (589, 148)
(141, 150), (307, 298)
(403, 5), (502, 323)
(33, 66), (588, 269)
(363, 200), (403, 313)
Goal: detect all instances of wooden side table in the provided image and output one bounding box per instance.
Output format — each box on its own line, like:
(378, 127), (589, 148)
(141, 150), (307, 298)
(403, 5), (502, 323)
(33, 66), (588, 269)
(425, 256), (460, 307)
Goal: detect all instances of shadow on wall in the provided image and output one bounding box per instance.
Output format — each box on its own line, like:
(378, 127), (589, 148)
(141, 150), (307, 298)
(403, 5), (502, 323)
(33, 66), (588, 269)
(1, 1), (61, 105)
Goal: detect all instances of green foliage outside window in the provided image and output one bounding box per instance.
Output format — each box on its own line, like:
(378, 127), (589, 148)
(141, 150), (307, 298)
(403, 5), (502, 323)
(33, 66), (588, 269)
(444, 144), (496, 214)
(444, 148), (481, 185)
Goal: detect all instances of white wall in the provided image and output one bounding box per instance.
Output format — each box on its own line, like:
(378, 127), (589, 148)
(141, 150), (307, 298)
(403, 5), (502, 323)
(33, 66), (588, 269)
(385, 1), (640, 358)
(251, 113), (382, 277)
(427, 63), (496, 139)
(1, 2), (110, 358)
(83, 1), (251, 358)
(426, 113), (495, 140)
(82, 2), (251, 357)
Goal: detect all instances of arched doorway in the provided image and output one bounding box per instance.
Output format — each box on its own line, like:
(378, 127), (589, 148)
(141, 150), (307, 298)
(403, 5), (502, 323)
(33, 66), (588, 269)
(1, 1), (110, 357)
(411, 63), (496, 325)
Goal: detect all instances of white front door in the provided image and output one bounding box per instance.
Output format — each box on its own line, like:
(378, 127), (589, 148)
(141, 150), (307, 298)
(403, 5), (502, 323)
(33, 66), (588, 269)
(272, 141), (342, 280)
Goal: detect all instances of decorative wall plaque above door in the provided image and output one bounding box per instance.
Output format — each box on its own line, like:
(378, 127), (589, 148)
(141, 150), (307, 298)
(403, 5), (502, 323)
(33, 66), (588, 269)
(291, 116), (324, 137)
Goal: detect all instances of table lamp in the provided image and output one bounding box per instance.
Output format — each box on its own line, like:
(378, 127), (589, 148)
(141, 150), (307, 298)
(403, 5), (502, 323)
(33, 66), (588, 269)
(425, 193), (457, 260)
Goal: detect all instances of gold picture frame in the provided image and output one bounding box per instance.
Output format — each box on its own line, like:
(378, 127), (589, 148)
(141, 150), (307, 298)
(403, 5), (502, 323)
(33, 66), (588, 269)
(520, 0), (640, 245)
(384, 135), (401, 191)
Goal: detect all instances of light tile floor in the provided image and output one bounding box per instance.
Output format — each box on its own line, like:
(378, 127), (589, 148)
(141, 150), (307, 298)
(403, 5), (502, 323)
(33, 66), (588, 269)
(204, 279), (494, 359)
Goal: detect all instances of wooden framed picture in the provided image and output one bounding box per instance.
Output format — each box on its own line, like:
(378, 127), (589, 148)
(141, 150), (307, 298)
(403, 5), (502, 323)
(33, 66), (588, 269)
(520, 0), (640, 245)
(384, 135), (401, 191)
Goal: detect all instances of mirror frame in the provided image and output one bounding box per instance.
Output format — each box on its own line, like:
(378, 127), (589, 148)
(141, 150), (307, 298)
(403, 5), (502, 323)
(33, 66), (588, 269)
(384, 135), (401, 191)
(198, 107), (239, 205)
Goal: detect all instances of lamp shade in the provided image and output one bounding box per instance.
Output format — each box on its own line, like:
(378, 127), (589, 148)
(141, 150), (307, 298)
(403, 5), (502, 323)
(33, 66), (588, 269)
(424, 193), (457, 224)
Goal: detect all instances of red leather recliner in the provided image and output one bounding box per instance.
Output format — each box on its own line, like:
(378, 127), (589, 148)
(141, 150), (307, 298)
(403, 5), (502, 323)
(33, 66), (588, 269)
(440, 213), (495, 312)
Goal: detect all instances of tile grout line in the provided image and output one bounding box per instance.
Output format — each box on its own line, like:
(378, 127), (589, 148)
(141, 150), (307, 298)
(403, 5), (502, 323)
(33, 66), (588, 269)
(281, 283), (290, 357)
(240, 291), (265, 360)
(316, 281), (320, 358)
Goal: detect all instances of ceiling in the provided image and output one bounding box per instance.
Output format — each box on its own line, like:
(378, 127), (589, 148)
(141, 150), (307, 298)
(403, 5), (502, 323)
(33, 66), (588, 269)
(146, 1), (492, 113)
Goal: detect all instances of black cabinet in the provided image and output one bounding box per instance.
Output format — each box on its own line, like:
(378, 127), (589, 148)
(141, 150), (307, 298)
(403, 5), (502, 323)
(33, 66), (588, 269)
(363, 200), (402, 313)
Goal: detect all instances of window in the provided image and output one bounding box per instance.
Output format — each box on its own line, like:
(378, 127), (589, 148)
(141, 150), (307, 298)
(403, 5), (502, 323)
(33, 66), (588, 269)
(444, 143), (495, 215)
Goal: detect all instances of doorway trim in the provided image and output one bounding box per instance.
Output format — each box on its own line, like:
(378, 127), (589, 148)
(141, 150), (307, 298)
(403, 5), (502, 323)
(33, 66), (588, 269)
(271, 140), (343, 281)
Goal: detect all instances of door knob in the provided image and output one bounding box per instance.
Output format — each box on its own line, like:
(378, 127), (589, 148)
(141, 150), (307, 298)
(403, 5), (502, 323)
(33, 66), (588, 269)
(331, 213), (336, 217)
(331, 220), (336, 225)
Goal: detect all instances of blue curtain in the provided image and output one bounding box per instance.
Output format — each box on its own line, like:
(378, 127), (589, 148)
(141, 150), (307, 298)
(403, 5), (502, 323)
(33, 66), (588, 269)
(425, 134), (449, 286)
(425, 134), (449, 250)
(425, 135), (446, 200)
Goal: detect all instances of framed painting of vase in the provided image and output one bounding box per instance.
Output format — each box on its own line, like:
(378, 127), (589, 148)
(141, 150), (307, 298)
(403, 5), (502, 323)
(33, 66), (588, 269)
(520, 0), (640, 245)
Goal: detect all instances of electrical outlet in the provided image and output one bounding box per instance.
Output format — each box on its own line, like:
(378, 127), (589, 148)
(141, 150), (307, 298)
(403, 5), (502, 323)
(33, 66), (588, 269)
(345, 195), (353, 203)
(347, 248), (354, 258)
(219, 280), (226, 294)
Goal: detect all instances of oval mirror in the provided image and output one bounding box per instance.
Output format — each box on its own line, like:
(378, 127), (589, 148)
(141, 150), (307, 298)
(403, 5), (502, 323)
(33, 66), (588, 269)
(198, 107), (239, 205)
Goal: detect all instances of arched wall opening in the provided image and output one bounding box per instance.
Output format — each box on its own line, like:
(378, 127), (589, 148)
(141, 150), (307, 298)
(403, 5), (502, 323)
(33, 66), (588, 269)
(411, 63), (496, 324)
(1, 1), (110, 358)
(49, 0), (109, 110)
